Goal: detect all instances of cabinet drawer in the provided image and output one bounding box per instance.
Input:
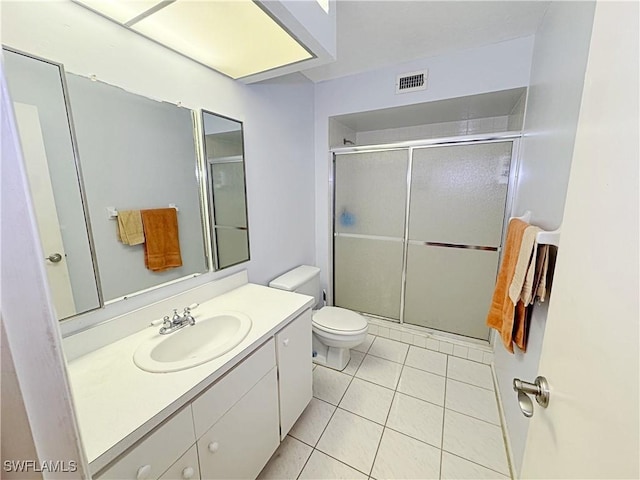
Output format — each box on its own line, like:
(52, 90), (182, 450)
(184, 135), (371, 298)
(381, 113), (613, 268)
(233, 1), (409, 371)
(197, 368), (280, 479)
(158, 445), (200, 480)
(192, 338), (276, 438)
(276, 310), (312, 439)
(96, 407), (195, 480)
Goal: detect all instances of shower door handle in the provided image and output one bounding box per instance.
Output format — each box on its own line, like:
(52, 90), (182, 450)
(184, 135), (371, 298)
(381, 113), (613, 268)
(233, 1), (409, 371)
(513, 376), (550, 417)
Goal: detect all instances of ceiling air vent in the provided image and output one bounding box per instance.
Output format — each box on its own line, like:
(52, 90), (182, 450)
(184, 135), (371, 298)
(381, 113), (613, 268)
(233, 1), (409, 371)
(396, 70), (428, 94)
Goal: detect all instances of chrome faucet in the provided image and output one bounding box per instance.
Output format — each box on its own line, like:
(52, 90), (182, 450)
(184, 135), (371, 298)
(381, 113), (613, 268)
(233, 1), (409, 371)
(159, 306), (196, 335)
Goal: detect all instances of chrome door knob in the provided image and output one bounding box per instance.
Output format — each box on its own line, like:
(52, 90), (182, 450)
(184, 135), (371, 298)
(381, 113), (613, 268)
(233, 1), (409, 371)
(46, 253), (63, 263)
(513, 376), (550, 417)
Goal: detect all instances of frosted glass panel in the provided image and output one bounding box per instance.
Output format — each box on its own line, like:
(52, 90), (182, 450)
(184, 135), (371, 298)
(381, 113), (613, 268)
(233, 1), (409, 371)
(335, 150), (408, 237)
(334, 236), (404, 320)
(409, 142), (512, 246)
(210, 162), (247, 227)
(403, 244), (499, 339)
(215, 228), (249, 269)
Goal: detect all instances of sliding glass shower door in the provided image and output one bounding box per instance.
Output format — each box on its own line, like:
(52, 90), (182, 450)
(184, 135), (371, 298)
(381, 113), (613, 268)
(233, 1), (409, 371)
(403, 142), (512, 339)
(333, 150), (409, 321)
(333, 140), (514, 340)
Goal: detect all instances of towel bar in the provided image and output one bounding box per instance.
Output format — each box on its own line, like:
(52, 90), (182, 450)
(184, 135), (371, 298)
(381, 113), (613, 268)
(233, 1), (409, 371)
(107, 204), (179, 219)
(510, 210), (561, 247)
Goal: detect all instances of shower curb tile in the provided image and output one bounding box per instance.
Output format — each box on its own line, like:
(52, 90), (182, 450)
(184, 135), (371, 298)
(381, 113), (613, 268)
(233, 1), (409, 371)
(426, 338), (440, 351)
(439, 342), (454, 355)
(411, 334), (427, 348)
(467, 348), (485, 363)
(389, 329), (403, 341)
(453, 345), (469, 359)
(401, 332), (414, 345)
(377, 326), (390, 338)
(368, 324), (379, 336)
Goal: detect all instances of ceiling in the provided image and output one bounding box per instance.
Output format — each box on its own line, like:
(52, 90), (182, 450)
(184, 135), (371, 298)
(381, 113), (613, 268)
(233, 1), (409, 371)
(301, 1), (550, 82)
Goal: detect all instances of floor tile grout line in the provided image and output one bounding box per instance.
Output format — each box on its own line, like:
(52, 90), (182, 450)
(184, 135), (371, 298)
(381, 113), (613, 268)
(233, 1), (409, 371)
(307, 344), (504, 479)
(382, 424), (443, 452)
(441, 450), (512, 478)
(366, 359), (406, 478)
(444, 406), (505, 428)
(444, 405), (501, 427)
(311, 446), (375, 478)
(301, 362), (361, 479)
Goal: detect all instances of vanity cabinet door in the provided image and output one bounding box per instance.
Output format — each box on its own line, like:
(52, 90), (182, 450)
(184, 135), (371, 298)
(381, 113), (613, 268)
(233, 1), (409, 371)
(96, 407), (195, 480)
(275, 310), (312, 440)
(158, 445), (200, 480)
(191, 338), (276, 439)
(197, 368), (279, 479)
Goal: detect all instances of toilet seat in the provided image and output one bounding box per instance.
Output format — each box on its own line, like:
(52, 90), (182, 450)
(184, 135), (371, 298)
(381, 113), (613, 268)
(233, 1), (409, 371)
(312, 306), (368, 334)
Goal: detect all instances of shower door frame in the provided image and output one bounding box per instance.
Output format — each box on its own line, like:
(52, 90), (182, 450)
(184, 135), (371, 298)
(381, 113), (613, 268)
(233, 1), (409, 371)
(330, 133), (523, 340)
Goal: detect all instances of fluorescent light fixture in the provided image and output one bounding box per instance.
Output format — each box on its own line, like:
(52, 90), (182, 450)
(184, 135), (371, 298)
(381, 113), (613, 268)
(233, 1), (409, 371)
(74, 0), (164, 24)
(74, 0), (313, 79)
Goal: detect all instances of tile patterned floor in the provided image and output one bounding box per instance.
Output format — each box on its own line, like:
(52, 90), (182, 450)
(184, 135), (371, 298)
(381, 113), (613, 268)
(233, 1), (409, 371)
(258, 334), (510, 480)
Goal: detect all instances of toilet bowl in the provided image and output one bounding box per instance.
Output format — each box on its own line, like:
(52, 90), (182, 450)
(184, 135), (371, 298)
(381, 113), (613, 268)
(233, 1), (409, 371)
(269, 266), (368, 371)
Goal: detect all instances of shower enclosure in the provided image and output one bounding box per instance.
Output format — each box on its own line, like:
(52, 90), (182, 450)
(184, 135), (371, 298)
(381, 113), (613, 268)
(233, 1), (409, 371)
(333, 139), (516, 341)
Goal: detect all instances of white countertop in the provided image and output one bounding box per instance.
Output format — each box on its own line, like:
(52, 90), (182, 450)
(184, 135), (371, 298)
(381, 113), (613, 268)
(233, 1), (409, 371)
(66, 283), (314, 473)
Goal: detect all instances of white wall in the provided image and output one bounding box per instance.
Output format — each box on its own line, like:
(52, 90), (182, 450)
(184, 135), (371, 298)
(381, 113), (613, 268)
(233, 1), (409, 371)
(493, 2), (596, 474)
(1, 1), (316, 336)
(1, 66), (89, 477)
(314, 36), (535, 291)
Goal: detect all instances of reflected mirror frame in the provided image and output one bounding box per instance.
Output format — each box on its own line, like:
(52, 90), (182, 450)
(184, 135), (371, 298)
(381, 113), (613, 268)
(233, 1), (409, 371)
(2, 45), (104, 319)
(199, 109), (250, 270)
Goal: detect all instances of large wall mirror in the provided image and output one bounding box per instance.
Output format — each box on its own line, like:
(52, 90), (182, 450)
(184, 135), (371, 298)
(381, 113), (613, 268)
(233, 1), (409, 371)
(65, 73), (208, 302)
(202, 111), (250, 270)
(4, 47), (212, 321)
(3, 48), (102, 319)
(4, 48), (251, 322)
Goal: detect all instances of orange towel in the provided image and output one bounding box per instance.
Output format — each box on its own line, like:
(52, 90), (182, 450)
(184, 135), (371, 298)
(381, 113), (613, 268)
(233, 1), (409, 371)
(140, 208), (183, 272)
(486, 218), (529, 353)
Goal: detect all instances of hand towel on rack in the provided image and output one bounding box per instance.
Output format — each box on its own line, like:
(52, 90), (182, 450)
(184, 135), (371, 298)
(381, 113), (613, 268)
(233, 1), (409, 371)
(116, 210), (145, 246)
(140, 208), (182, 272)
(520, 240), (550, 306)
(486, 218), (529, 353)
(534, 244), (550, 302)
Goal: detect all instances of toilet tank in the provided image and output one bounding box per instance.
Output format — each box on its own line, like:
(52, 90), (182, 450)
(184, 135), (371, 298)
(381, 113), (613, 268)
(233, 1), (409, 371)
(269, 265), (321, 307)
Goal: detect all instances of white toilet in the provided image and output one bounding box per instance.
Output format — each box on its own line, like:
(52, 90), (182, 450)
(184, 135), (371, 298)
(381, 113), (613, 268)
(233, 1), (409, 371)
(269, 265), (368, 371)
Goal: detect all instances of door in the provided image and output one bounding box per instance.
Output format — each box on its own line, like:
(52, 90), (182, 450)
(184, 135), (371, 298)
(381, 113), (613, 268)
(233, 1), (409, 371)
(403, 142), (512, 339)
(13, 102), (76, 318)
(275, 310), (312, 440)
(197, 368), (280, 479)
(333, 149), (409, 320)
(521, 2), (639, 477)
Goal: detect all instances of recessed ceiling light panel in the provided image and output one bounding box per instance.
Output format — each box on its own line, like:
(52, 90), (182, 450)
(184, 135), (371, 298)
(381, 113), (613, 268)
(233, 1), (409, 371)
(130, 0), (313, 79)
(74, 0), (164, 24)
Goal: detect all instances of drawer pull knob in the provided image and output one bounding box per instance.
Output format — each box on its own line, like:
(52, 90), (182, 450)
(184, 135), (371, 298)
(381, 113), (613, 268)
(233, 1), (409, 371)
(283, 338), (290, 347)
(208, 442), (219, 453)
(182, 466), (195, 479)
(136, 464), (152, 480)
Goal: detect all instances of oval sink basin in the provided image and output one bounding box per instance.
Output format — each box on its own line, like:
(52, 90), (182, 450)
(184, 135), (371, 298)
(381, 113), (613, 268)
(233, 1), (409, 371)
(134, 311), (252, 373)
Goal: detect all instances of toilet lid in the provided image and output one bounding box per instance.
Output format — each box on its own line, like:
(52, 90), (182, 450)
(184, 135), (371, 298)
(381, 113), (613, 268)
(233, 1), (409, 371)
(313, 307), (367, 332)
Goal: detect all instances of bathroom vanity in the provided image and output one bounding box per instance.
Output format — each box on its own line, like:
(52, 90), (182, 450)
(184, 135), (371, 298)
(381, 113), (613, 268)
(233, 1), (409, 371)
(66, 282), (314, 479)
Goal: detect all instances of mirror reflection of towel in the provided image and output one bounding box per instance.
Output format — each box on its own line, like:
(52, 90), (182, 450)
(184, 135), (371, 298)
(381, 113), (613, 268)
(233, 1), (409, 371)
(117, 210), (145, 245)
(141, 208), (182, 272)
